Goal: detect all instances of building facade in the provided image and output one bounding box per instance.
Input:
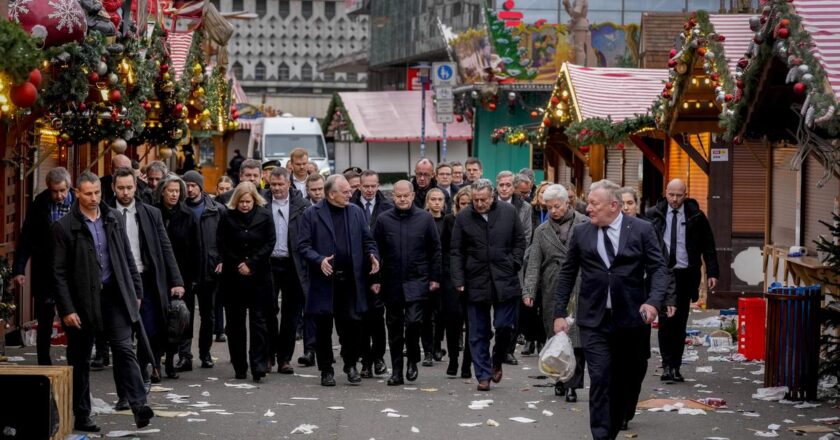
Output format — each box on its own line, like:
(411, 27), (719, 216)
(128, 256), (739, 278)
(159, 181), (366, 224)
(215, 0), (370, 115)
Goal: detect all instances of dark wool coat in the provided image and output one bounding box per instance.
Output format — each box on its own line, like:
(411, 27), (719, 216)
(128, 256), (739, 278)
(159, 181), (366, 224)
(217, 206), (277, 308)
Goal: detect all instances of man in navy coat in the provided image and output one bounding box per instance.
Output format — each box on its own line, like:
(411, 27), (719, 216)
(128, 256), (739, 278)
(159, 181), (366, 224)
(554, 179), (668, 440)
(297, 175), (380, 386)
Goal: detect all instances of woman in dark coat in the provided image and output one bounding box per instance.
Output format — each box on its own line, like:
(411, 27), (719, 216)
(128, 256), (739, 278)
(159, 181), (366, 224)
(440, 186), (473, 378)
(155, 174), (199, 378)
(216, 181), (276, 382)
(425, 188), (447, 365)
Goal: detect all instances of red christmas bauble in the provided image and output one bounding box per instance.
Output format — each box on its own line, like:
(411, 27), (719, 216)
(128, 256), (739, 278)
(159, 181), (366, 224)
(175, 103), (184, 112)
(10, 81), (37, 107)
(616, 143), (625, 150)
(89, 72), (100, 83)
(668, 59), (677, 68)
(456, 114), (464, 123)
(718, 35), (726, 42)
(550, 96), (560, 105)
(738, 58), (749, 68)
(488, 102), (497, 111)
(711, 72), (720, 81)
(542, 117), (551, 126)
(123, 119), (132, 127)
(724, 93), (733, 102)
(733, 136), (743, 145)
(160, 64), (170, 73)
(662, 90), (672, 99)
(530, 111), (539, 119)
(793, 82), (806, 95)
(9, 0), (87, 47)
(665, 82), (673, 90)
(697, 47), (707, 57)
(778, 28), (790, 39)
(779, 18), (790, 28)
(109, 89), (121, 102)
(737, 80), (744, 89)
(79, 102), (86, 111)
(28, 69), (42, 88)
(579, 145), (590, 153)
(669, 48), (678, 58)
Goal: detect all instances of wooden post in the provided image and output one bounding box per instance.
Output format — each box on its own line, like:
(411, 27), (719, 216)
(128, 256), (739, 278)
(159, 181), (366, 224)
(588, 144), (605, 182)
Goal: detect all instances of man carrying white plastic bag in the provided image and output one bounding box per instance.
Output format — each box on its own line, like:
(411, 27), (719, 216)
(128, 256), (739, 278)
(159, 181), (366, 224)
(539, 320), (576, 383)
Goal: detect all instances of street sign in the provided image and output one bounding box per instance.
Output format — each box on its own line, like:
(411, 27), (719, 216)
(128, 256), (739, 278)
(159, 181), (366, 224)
(435, 101), (454, 114)
(436, 113), (455, 124)
(432, 62), (457, 86)
(436, 86), (453, 100)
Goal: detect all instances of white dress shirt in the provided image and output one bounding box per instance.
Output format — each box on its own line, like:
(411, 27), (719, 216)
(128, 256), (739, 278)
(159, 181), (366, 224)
(363, 197), (376, 217)
(119, 199), (144, 273)
(272, 196), (290, 257)
(664, 204), (689, 268)
(597, 213), (622, 309)
(292, 175), (307, 195)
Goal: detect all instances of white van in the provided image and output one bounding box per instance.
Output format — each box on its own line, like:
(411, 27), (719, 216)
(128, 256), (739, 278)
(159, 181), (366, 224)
(246, 115), (331, 176)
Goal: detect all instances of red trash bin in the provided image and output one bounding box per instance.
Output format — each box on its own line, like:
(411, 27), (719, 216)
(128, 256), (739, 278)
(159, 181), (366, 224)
(738, 297), (766, 361)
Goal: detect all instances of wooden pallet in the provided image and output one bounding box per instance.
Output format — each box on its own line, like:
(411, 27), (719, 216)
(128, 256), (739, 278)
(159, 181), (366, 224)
(0, 365), (73, 440)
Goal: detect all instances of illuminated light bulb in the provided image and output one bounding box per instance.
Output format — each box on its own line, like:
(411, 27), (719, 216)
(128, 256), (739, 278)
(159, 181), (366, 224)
(708, 101), (715, 108)
(691, 78), (698, 86)
(682, 102), (689, 110)
(1, 105), (9, 112)
(555, 109), (564, 118)
(561, 90), (569, 98)
(695, 102), (701, 109)
(704, 78), (711, 85)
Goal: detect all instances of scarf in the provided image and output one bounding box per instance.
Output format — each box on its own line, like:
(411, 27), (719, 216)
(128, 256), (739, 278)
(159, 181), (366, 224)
(548, 209), (576, 244)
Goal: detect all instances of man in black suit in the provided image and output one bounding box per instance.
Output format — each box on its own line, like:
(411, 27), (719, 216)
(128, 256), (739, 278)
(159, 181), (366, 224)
(646, 178), (719, 382)
(554, 179), (668, 440)
(111, 167), (185, 410)
(264, 167), (311, 374)
(350, 169), (394, 378)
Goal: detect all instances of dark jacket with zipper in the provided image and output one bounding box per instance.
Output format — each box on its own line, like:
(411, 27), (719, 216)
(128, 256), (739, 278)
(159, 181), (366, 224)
(450, 201), (526, 304)
(189, 193), (225, 285)
(372, 205), (441, 303)
(158, 201), (200, 287)
(51, 202), (144, 331)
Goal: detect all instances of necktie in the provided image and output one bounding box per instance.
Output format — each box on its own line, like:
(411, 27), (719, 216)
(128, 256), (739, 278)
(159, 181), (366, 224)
(669, 209), (678, 268)
(122, 208), (128, 219)
(365, 201), (373, 220)
(602, 226), (615, 266)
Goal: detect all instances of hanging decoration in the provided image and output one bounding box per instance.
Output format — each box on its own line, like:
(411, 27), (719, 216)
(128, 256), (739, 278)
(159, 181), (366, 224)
(535, 73), (576, 149)
(322, 92), (363, 142)
(564, 115), (656, 148)
(9, 0), (87, 48)
(178, 30), (215, 133)
(653, 10), (732, 134)
(0, 21), (43, 119)
(718, 0), (840, 140)
(490, 126), (538, 146)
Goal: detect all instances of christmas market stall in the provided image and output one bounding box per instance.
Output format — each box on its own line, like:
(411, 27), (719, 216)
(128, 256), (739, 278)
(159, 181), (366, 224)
(652, 11), (764, 303)
(534, 62), (667, 200)
(705, 0), (840, 297)
(322, 91), (472, 180)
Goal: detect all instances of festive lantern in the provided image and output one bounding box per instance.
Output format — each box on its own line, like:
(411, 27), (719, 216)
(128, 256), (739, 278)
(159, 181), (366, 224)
(10, 82), (37, 107)
(9, 0), (87, 47)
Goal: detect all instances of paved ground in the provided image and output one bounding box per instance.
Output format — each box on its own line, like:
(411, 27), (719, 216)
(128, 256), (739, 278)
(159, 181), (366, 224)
(6, 308), (840, 439)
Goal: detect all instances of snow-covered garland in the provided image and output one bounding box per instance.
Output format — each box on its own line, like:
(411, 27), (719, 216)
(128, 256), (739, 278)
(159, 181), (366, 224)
(720, 0), (840, 142)
(653, 11), (735, 136)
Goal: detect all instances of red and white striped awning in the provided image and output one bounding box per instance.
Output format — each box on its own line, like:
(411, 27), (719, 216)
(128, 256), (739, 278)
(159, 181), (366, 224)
(707, 14), (754, 79)
(167, 32), (193, 81)
(563, 63), (669, 122)
(793, 0), (840, 99)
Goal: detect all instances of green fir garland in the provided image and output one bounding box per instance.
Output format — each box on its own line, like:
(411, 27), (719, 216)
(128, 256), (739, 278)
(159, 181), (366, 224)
(564, 114), (655, 148)
(0, 21), (42, 84)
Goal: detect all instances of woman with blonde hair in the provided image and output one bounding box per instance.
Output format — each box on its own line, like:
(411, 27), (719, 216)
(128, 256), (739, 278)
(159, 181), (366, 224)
(423, 188), (447, 365)
(215, 176), (234, 198)
(216, 181), (275, 382)
(529, 181), (552, 240)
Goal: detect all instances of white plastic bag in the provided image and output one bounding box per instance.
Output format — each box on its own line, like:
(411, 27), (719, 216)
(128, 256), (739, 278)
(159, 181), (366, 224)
(538, 332), (576, 382)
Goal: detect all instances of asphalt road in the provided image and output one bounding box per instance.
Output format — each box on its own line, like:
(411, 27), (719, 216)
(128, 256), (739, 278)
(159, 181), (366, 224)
(8, 309), (840, 439)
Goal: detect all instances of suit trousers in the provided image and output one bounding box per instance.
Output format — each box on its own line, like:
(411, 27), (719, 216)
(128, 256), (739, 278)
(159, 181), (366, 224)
(626, 324), (651, 422)
(65, 282), (146, 419)
(385, 300), (425, 369)
(34, 295), (56, 365)
(270, 257), (305, 363)
(421, 295), (439, 355)
(360, 305), (386, 365)
(313, 272), (362, 373)
(657, 268), (700, 369)
(563, 347), (587, 390)
(466, 297), (518, 381)
(224, 300), (270, 377)
(180, 279), (217, 361)
(580, 311), (650, 440)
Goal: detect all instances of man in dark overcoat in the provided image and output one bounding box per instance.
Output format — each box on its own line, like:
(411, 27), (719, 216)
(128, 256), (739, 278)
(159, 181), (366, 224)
(52, 171), (154, 433)
(451, 179), (526, 392)
(297, 175), (380, 386)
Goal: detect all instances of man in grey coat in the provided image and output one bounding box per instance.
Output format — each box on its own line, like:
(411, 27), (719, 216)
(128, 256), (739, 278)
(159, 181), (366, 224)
(52, 171), (154, 432)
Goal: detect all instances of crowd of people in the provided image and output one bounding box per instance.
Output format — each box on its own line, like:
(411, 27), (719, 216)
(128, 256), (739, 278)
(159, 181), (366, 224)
(12, 148), (718, 440)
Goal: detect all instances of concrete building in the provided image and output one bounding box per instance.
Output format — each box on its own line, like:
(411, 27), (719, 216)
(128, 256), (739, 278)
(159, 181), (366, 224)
(215, 0), (370, 116)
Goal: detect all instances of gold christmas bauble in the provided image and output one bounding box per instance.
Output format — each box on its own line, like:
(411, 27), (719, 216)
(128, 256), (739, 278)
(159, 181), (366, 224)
(158, 146), (173, 159)
(193, 63), (202, 74)
(162, 72), (171, 81)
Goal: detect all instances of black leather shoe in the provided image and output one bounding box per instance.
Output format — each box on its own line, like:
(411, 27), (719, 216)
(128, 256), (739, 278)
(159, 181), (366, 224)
(115, 397), (130, 411)
(491, 364), (503, 383)
(446, 359), (458, 376)
(278, 361), (294, 374)
(461, 368), (472, 379)
(133, 405), (154, 429)
(235, 371), (247, 380)
(175, 359), (192, 372)
(215, 334), (227, 342)
(346, 366), (361, 384)
(672, 368), (685, 382)
(387, 372), (404, 386)
(421, 353), (434, 367)
(90, 358), (105, 371)
(503, 353), (518, 365)
(477, 379), (490, 391)
(252, 371), (265, 383)
(374, 358), (388, 376)
(360, 363), (373, 378)
(620, 419), (629, 431)
(565, 388), (577, 403)
(150, 369), (162, 384)
(200, 356), (214, 369)
(298, 351), (315, 367)
(164, 360), (179, 379)
(74, 418), (101, 433)
(433, 349), (446, 362)
(321, 371), (336, 386)
(554, 382), (565, 397)
(660, 367), (674, 382)
(406, 362), (418, 382)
